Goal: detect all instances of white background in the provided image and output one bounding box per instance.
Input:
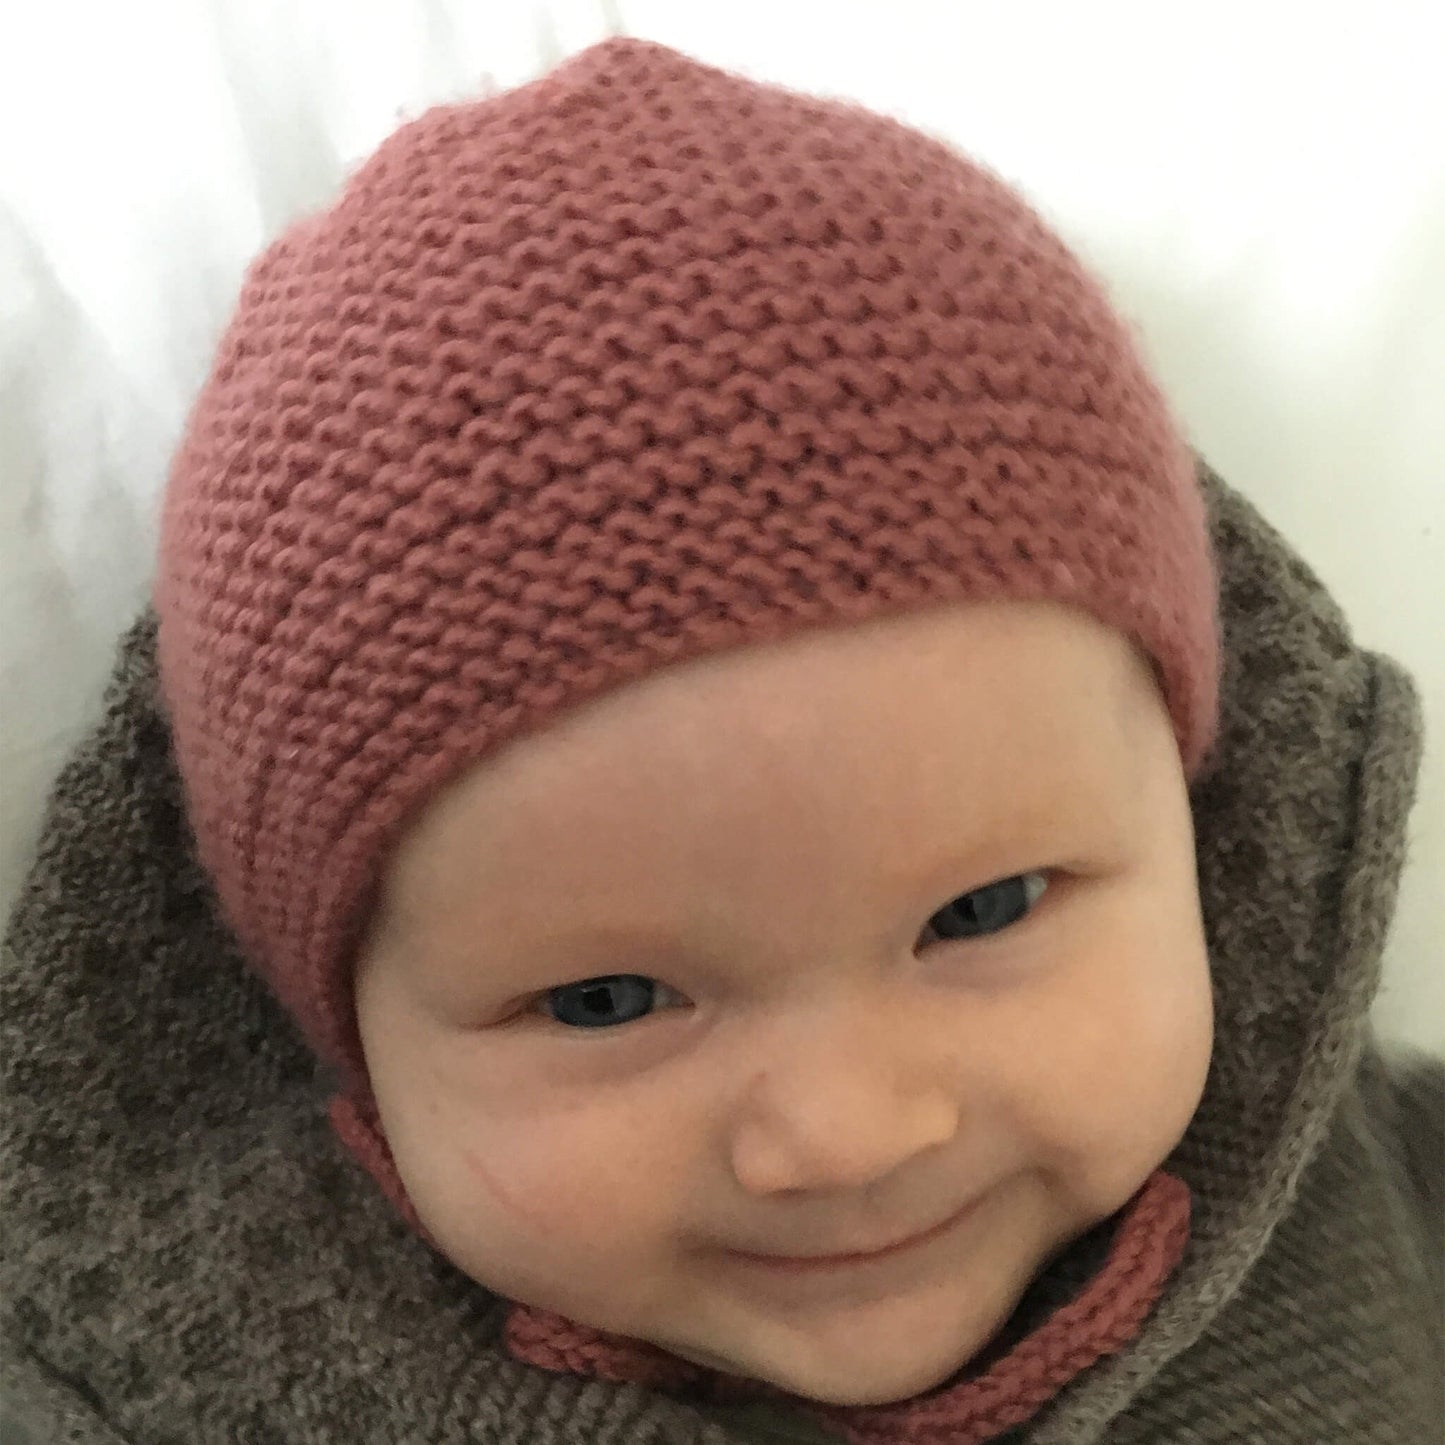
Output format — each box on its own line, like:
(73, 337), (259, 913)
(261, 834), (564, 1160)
(1, 0), (1441, 1053)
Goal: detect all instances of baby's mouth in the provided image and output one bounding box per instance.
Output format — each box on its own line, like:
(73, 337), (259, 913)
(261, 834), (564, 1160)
(723, 1192), (987, 1273)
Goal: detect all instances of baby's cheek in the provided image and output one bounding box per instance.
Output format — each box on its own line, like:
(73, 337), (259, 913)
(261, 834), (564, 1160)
(461, 1144), (578, 1245)
(1012, 946), (1210, 1215)
(432, 1120), (679, 1324)
(446, 1113), (669, 1262)
(1086, 964), (1212, 1197)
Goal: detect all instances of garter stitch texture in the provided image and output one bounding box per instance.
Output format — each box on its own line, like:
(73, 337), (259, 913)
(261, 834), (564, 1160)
(152, 36), (1222, 1436)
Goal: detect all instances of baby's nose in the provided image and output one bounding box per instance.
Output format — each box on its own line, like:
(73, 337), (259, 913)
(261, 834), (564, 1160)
(729, 1007), (960, 1195)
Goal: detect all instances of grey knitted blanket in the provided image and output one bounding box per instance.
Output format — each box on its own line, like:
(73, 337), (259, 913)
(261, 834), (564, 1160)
(2, 459), (1441, 1442)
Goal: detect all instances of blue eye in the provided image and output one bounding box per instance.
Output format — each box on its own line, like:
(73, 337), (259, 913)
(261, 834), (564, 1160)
(921, 872), (1049, 945)
(543, 974), (667, 1030)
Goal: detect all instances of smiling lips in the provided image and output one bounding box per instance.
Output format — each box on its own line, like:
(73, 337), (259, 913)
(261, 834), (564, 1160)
(727, 1193), (985, 1272)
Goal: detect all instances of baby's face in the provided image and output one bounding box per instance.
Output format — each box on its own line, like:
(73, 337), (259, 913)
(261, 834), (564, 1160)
(353, 599), (1213, 1407)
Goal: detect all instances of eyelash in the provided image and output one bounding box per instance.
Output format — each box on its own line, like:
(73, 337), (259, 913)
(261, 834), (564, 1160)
(531, 871), (1053, 1034)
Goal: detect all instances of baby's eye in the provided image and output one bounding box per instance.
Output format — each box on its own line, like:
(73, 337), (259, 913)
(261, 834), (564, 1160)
(919, 871), (1049, 947)
(542, 974), (685, 1031)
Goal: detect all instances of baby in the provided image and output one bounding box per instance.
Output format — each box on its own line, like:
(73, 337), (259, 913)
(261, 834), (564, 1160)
(4, 34), (1438, 1445)
(155, 28), (1219, 1417)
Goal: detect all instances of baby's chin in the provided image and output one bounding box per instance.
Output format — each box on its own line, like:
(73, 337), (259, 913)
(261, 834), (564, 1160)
(664, 1331), (984, 1408)
(652, 1280), (1029, 1409)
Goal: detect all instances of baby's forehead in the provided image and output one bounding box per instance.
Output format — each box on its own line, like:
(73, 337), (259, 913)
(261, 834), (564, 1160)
(371, 603), (1156, 928)
(493, 598), (1142, 770)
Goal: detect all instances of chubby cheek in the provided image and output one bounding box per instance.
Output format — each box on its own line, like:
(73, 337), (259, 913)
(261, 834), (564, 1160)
(1016, 929), (1213, 1219)
(401, 1087), (690, 1322)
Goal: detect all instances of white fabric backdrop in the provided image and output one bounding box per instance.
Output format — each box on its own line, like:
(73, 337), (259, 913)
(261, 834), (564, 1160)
(1, 0), (1440, 1052)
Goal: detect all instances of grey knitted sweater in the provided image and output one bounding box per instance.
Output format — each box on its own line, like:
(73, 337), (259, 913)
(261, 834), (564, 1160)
(2, 460), (1441, 1443)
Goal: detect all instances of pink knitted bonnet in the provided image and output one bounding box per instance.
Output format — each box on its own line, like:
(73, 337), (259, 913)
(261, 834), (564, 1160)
(153, 36), (1219, 1438)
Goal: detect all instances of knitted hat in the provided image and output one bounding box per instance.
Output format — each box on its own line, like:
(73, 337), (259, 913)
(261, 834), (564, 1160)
(154, 34), (1218, 1270)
